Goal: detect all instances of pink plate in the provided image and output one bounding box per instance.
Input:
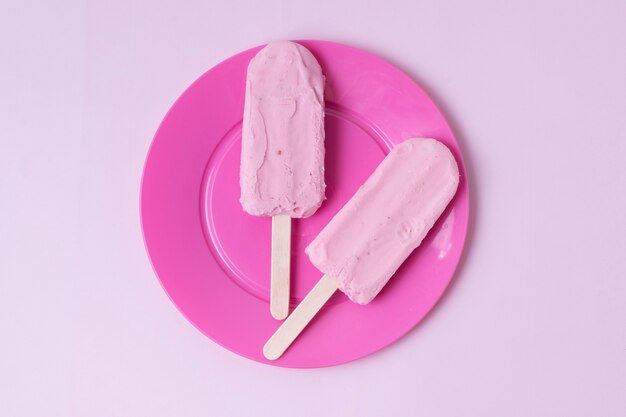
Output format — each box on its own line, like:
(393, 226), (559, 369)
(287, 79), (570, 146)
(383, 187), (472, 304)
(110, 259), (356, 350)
(141, 40), (469, 368)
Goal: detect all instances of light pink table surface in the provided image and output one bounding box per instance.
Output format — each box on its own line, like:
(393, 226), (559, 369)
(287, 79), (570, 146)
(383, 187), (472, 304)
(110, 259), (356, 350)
(1, 1), (625, 416)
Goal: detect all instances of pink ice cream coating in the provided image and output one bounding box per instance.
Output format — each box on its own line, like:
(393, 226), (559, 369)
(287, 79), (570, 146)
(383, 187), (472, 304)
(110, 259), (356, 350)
(305, 138), (460, 304)
(240, 41), (325, 218)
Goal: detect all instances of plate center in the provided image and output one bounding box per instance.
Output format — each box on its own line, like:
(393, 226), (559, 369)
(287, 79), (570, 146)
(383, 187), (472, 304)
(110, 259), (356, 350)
(201, 104), (389, 303)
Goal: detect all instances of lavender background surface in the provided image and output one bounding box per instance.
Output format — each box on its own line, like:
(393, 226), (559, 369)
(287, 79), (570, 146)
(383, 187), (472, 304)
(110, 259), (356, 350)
(1, 1), (625, 416)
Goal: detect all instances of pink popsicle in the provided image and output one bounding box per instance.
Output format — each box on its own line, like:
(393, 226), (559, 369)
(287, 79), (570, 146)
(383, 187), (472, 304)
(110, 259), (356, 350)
(240, 41), (326, 218)
(240, 41), (326, 320)
(264, 138), (459, 359)
(306, 138), (459, 304)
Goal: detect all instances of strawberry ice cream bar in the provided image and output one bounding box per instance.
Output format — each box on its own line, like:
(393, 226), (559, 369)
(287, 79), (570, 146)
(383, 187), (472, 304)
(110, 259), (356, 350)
(264, 138), (459, 359)
(240, 41), (325, 218)
(240, 41), (325, 320)
(306, 138), (460, 304)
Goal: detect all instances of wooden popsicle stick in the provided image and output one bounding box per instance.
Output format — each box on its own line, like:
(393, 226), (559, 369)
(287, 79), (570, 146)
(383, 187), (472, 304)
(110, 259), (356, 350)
(270, 215), (291, 320)
(264, 275), (337, 360)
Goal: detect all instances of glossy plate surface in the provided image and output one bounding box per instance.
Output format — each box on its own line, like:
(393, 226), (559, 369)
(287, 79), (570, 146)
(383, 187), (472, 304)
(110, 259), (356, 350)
(141, 40), (469, 367)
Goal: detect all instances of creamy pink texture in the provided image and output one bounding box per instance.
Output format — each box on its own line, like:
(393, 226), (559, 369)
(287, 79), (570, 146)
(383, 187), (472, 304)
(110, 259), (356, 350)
(240, 41), (325, 218)
(305, 138), (460, 304)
